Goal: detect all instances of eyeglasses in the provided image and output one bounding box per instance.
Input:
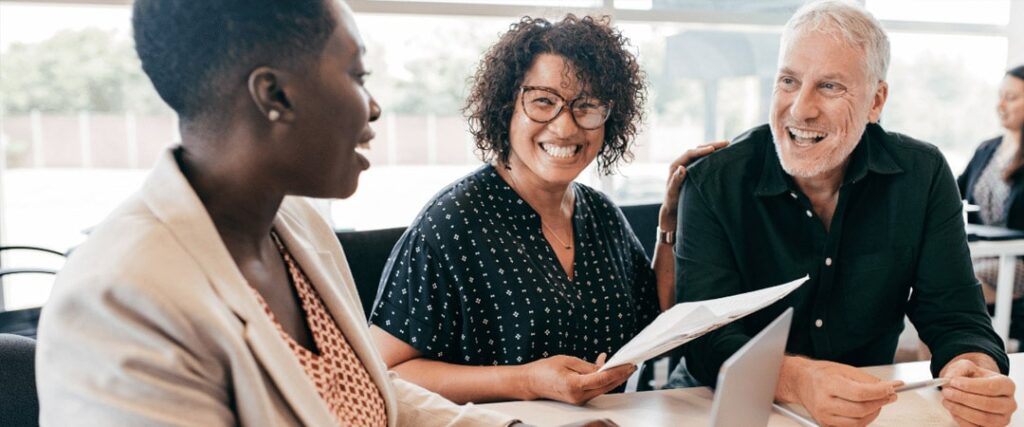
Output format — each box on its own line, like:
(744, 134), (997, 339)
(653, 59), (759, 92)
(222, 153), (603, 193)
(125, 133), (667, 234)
(519, 86), (612, 130)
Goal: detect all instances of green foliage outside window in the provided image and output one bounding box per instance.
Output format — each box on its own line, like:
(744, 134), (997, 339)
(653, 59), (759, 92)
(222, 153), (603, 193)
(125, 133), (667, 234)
(1, 28), (166, 114)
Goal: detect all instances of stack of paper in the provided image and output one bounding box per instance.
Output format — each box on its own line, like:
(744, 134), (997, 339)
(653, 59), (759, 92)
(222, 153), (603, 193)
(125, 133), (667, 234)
(599, 275), (808, 371)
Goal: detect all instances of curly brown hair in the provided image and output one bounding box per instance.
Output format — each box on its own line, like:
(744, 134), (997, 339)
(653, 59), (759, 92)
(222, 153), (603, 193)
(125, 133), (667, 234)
(463, 15), (646, 175)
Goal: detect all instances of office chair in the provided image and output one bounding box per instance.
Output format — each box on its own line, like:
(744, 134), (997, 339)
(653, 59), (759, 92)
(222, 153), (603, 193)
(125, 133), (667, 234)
(0, 245), (65, 281)
(0, 245), (67, 338)
(0, 333), (39, 427)
(335, 227), (407, 319)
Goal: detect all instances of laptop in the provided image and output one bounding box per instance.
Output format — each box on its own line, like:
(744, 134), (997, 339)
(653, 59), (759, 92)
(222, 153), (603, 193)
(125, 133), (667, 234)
(709, 307), (794, 427)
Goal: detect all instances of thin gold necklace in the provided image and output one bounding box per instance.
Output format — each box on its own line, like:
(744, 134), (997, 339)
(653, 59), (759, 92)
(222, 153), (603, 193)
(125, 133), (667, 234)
(541, 221), (572, 250)
(504, 165), (573, 251)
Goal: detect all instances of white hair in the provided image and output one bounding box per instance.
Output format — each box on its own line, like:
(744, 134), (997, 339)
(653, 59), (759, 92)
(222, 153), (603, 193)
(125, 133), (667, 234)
(781, 0), (891, 83)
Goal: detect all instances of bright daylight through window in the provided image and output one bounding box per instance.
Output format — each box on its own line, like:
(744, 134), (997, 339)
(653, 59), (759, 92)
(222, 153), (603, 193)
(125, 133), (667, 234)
(0, 0), (1018, 310)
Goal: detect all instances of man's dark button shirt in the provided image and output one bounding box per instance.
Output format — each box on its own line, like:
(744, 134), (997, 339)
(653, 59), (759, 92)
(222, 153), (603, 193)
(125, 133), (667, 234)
(676, 123), (1008, 386)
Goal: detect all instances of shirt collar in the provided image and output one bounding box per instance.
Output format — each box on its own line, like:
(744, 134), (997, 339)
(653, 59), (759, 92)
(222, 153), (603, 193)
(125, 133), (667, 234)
(754, 123), (905, 197)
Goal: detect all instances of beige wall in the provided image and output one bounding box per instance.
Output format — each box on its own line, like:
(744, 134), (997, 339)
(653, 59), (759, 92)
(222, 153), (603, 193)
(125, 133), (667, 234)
(1009, 0), (1024, 68)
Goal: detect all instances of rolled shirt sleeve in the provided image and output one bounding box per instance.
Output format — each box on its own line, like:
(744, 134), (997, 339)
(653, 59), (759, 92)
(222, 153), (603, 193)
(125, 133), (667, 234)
(371, 228), (464, 362)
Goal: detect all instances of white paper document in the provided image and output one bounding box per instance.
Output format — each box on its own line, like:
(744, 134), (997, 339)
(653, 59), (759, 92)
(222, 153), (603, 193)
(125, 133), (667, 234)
(598, 275), (809, 371)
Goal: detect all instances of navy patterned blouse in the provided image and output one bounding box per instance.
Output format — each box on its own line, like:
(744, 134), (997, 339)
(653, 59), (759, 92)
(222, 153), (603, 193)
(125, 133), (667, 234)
(370, 164), (658, 366)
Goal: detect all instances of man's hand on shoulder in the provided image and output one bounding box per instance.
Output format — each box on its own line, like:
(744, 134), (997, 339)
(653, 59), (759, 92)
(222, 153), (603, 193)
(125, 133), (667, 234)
(776, 356), (902, 427)
(940, 353), (1017, 427)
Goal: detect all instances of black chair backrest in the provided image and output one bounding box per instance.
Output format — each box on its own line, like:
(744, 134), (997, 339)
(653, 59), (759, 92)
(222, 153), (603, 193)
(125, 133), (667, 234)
(618, 203), (661, 259)
(0, 333), (39, 427)
(336, 227), (407, 319)
(0, 308), (42, 339)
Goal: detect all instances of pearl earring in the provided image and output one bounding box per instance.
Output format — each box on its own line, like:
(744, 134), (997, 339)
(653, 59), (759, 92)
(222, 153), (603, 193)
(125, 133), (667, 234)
(268, 109), (280, 121)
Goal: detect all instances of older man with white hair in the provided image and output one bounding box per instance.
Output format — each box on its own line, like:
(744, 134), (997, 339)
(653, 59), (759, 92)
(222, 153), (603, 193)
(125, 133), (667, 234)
(674, 1), (1017, 426)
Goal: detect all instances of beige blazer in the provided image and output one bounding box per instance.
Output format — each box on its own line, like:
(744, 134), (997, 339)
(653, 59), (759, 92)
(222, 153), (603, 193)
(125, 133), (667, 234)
(36, 148), (514, 427)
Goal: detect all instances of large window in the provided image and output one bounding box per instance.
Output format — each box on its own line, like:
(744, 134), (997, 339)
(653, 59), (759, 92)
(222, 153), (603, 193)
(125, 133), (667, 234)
(1, 0), (1019, 310)
(867, 0), (1010, 26)
(884, 32), (1008, 172)
(1, 3), (167, 309)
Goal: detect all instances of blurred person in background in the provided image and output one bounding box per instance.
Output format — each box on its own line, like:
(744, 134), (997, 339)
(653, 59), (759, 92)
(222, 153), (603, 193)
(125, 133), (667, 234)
(958, 64), (1024, 343)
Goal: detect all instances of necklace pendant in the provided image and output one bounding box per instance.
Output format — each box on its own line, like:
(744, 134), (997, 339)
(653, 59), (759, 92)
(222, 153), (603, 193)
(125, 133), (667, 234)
(541, 221), (572, 252)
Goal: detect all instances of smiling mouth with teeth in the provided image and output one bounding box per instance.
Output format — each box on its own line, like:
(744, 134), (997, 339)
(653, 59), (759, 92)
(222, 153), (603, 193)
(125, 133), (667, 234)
(787, 127), (828, 146)
(540, 143), (583, 159)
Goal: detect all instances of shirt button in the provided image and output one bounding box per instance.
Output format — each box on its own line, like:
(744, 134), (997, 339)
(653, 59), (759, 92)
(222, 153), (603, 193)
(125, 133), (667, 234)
(815, 319), (823, 328)
(790, 192), (798, 199)
(825, 257), (833, 266)
(805, 210), (813, 218)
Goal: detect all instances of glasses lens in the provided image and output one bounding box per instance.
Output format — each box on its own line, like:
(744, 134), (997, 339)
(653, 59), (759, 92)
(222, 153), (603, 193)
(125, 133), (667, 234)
(522, 89), (563, 122)
(572, 97), (611, 129)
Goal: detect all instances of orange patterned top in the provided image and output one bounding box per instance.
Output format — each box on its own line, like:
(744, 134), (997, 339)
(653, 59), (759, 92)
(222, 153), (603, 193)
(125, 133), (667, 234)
(251, 231), (388, 427)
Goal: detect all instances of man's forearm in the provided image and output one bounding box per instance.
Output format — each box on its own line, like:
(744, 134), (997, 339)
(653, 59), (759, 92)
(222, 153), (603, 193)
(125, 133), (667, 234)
(775, 355), (811, 403)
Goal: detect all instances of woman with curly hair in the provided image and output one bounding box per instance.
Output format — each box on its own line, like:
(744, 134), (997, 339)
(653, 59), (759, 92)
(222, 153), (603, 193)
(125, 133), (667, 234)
(369, 15), (723, 405)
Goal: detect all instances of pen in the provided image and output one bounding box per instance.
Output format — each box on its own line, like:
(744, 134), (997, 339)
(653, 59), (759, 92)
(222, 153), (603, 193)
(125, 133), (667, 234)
(894, 377), (949, 393)
(770, 379), (947, 427)
(772, 403), (819, 427)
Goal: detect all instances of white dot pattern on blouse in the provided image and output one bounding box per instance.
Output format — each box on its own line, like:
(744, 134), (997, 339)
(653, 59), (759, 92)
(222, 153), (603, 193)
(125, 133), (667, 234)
(252, 231), (388, 427)
(370, 165), (658, 366)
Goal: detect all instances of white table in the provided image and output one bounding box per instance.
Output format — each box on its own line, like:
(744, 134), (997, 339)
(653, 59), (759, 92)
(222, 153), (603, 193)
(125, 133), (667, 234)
(481, 353), (1024, 426)
(969, 239), (1024, 345)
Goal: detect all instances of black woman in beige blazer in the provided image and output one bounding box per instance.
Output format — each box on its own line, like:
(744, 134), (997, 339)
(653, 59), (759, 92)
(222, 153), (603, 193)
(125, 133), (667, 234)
(35, 1), (516, 425)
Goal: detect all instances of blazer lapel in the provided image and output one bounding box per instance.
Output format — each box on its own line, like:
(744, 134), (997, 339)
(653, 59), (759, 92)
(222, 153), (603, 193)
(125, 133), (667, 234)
(967, 140), (999, 203)
(273, 205), (400, 425)
(140, 148), (336, 427)
(241, 319), (337, 426)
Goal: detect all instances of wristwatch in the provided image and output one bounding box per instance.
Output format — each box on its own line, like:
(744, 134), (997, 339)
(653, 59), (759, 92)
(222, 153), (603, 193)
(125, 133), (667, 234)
(657, 226), (675, 245)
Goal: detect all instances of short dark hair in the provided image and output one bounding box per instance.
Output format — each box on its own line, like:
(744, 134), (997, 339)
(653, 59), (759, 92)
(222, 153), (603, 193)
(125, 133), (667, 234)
(132, 0), (337, 121)
(1009, 65), (1024, 83)
(463, 15), (646, 175)
(1002, 64), (1024, 181)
